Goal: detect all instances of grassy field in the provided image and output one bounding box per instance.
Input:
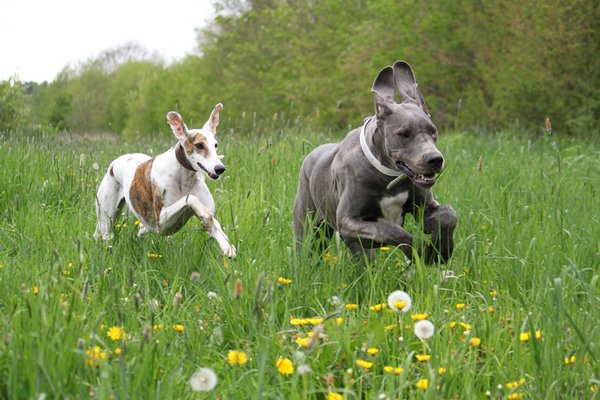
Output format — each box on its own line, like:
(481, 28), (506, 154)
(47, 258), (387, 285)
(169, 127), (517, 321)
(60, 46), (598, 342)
(0, 126), (598, 399)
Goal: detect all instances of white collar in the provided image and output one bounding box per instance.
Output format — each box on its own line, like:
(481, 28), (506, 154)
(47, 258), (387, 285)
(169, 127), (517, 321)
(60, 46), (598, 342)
(359, 116), (405, 189)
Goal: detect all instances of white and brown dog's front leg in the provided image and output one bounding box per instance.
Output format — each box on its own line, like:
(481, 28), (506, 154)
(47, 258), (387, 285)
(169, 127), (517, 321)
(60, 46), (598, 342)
(158, 196), (236, 258)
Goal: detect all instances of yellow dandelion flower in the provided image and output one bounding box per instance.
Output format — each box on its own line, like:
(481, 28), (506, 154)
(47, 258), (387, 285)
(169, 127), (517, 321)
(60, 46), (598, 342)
(290, 318), (309, 326)
(392, 301), (407, 310)
(328, 392), (343, 400)
(295, 337), (310, 348)
(508, 393), (523, 400)
(323, 251), (338, 266)
(86, 346), (107, 367)
(519, 332), (531, 342)
(488, 306), (495, 313)
(535, 330), (542, 340)
(114, 347), (122, 356)
(379, 246), (391, 251)
(411, 313), (429, 321)
(384, 366), (404, 375)
(459, 322), (472, 330)
(564, 355), (576, 364)
(370, 303), (386, 311)
(134, 220), (142, 226)
(506, 378), (525, 390)
(306, 318), (323, 325)
(153, 324), (164, 331)
(449, 321), (457, 328)
(276, 357), (294, 376)
(106, 326), (126, 341)
(367, 347), (379, 356)
(489, 290), (497, 298)
(147, 253), (162, 259)
(469, 337), (481, 347)
(344, 304), (358, 311)
(173, 324), (184, 332)
(384, 324), (396, 331)
(590, 384), (598, 393)
(335, 317), (344, 326)
(278, 277), (292, 285)
(355, 359), (373, 370)
(455, 303), (466, 310)
(416, 354), (431, 362)
(33, 286), (39, 295)
(438, 367), (446, 375)
(227, 350), (248, 365)
(416, 378), (429, 390)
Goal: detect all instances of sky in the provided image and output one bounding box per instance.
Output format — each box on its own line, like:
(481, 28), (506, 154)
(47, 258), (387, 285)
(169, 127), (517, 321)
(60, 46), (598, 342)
(0, 0), (215, 83)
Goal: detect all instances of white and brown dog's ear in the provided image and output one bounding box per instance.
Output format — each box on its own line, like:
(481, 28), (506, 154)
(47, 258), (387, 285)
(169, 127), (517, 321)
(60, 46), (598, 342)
(203, 103), (223, 134)
(166, 111), (188, 139)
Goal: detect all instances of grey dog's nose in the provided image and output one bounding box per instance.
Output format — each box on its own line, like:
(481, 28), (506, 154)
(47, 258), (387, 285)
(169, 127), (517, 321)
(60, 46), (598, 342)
(214, 165), (226, 175)
(426, 154), (444, 172)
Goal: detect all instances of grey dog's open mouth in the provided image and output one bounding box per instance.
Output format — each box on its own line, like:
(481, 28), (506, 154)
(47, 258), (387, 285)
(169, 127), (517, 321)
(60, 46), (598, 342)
(395, 161), (437, 188)
(197, 162), (219, 180)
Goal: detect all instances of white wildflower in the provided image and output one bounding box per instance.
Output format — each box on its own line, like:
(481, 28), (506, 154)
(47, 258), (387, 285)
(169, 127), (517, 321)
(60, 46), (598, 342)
(189, 368), (217, 392)
(387, 290), (412, 312)
(413, 320), (435, 339)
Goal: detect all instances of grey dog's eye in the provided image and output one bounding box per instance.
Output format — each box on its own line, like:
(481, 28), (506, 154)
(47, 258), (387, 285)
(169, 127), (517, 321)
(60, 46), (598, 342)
(215, 143), (218, 149)
(195, 143), (204, 150)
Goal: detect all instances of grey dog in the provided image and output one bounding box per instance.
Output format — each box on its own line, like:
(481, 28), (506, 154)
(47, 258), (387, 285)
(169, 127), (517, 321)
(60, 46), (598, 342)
(293, 61), (457, 263)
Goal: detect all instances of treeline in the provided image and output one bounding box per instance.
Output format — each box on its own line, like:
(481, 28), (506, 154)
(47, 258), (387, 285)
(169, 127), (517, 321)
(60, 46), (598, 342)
(2, 0), (599, 136)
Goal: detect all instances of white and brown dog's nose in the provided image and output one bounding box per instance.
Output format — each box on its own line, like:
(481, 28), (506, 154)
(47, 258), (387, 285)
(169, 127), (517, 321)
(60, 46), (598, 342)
(214, 165), (226, 176)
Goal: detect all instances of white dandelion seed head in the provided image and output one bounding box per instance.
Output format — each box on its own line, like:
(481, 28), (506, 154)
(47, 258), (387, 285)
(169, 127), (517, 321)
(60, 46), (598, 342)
(293, 351), (306, 362)
(207, 291), (219, 301)
(189, 367), (217, 392)
(92, 162), (100, 171)
(414, 320), (435, 339)
(297, 364), (312, 375)
(387, 290), (412, 312)
(329, 296), (341, 306)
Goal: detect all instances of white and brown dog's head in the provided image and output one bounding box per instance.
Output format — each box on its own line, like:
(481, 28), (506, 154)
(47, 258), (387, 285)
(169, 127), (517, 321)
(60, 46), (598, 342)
(167, 104), (226, 180)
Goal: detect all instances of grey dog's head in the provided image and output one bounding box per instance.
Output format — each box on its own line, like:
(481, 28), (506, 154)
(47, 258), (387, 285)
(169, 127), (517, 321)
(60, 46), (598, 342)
(372, 61), (443, 189)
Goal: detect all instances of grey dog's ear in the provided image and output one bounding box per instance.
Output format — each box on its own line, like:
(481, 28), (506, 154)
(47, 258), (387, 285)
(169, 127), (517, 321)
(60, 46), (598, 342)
(393, 61), (430, 116)
(372, 66), (395, 117)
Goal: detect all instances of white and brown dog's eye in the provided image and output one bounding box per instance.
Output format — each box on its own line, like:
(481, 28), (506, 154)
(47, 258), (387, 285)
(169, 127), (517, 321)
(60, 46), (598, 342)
(195, 143), (205, 150)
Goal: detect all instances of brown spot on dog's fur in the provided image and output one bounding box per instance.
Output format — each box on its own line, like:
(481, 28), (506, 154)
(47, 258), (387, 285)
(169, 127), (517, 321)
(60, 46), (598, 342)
(129, 158), (163, 228)
(184, 132), (209, 157)
(109, 166), (115, 177)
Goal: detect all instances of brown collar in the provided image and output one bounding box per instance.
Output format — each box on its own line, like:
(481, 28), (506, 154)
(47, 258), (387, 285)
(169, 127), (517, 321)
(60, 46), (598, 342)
(175, 143), (196, 172)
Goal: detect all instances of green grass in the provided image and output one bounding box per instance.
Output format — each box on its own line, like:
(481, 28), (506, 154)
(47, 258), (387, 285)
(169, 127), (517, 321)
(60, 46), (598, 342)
(0, 128), (598, 399)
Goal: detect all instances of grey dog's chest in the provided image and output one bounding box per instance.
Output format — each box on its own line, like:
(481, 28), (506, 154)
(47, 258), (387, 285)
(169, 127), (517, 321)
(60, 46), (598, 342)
(378, 191), (409, 224)
(379, 191), (408, 225)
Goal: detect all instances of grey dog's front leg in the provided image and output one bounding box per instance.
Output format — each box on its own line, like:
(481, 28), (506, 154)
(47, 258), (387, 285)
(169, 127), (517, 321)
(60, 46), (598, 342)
(337, 215), (415, 260)
(423, 203), (457, 263)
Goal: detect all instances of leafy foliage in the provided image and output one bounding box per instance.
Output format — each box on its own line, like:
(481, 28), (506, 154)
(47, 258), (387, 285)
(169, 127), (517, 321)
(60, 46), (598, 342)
(4, 0), (600, 135)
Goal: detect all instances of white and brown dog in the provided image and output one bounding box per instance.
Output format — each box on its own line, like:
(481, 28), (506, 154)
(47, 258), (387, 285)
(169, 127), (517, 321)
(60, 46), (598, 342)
(93, 103), (236, 258)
